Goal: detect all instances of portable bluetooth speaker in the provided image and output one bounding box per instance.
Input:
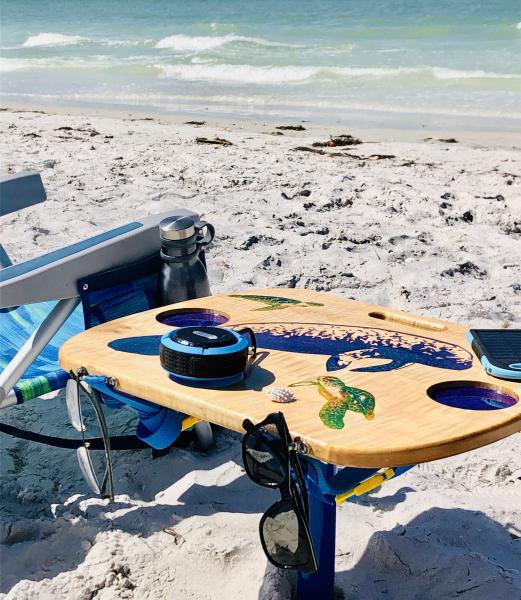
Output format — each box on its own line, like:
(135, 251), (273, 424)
(160, 326), (257, 387)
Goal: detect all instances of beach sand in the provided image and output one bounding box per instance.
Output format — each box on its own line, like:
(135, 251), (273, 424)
(0, 107), (520, 599)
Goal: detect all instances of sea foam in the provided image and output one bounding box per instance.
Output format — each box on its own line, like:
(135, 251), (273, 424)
(155, 64), (425, 84)
(155, 62), (521, 85)
(156, 63), (319, 83)
(22, 33), (87, 47)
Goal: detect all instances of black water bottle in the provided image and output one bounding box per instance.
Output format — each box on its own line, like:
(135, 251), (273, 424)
(159, 216), (215, 305)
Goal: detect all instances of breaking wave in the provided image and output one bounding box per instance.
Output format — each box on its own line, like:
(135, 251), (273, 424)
(431, 67), (521, 80)
(156, 63), (521, 84)
(20, 33), (150, 48)
(22, 33), (88, 47)
(154, 33), (299, 52)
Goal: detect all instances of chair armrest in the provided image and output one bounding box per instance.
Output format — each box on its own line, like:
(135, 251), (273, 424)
(0, 209), (199, 308)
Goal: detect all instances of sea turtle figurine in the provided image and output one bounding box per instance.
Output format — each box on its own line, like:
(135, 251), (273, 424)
(290, 376), (375, 430)
(229, 294), (323, 311)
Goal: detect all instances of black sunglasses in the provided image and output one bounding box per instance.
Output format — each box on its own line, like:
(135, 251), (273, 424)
(242, 412), (318, 573)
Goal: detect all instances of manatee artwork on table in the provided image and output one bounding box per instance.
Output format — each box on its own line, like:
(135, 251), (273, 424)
(235, 322), (474, 373)
(229, 294), (324, 311)
(290, 376), (375, 430)
(108, 322), (473, 376)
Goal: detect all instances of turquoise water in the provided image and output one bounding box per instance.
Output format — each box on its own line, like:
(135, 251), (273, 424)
(1, 0), (520, 129)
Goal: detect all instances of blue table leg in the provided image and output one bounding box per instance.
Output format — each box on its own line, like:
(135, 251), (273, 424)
(298, 463), (337, 600)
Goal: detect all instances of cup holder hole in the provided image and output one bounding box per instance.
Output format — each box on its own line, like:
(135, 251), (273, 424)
(156, 308), (230, 328)
(428, 381), (518, 411)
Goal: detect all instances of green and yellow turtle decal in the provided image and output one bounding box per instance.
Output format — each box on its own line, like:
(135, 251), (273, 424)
(290, 376), (375, 430)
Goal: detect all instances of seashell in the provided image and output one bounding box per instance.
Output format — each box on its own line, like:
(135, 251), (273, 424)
(267, 387), (296, 403)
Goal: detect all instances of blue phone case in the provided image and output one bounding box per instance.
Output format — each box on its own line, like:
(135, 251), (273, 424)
(467, 329), (521, 381)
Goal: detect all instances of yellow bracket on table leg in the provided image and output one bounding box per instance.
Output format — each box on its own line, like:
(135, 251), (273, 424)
(181, 416), (201, 431)
(335, 468), (396, 505)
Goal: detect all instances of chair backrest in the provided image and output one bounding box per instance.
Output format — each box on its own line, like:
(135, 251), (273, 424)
(0, 209), (199, 308)
(0, 171), (46, 217)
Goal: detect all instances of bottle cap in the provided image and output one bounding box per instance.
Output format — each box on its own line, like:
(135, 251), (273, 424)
(159, 216), (196, 241)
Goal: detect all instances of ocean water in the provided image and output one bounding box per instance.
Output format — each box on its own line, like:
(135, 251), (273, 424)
(1, 0), (520, 130)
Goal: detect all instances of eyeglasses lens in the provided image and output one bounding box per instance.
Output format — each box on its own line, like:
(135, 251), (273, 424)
(68, 383), (111, 496)
(77, 445), (102, 495)
(66, 379), (84, 432)
(244, 428), (286, 486)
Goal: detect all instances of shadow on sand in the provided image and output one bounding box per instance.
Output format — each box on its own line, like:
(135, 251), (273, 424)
(2, 439), (520, 600)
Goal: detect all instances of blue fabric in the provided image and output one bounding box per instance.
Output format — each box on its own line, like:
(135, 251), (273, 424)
(84, 375), (184, 450)
(1, 247), (159, 404)
(0, 222), (141, 283)
(0, 247), (179, 450)
(0, 301), (84, 402)
(80, 272), (158, 329)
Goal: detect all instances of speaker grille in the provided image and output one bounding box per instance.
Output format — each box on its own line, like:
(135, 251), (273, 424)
(160, 345), (248, 379)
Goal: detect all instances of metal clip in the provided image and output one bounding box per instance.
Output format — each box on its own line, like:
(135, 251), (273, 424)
(106, 376), (118, 388)
(290, 439), (311, 455)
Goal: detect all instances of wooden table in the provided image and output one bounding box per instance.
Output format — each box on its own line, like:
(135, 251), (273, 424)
(59, 288), (521, 599)
(60, 288), (521, 468)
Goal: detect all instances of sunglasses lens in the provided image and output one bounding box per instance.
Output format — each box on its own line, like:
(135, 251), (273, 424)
(244, 428), (285, 486)
(261, 499), (311, 569)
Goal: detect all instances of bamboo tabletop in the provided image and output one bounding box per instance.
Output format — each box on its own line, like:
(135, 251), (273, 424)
(59, 288), (521, 467)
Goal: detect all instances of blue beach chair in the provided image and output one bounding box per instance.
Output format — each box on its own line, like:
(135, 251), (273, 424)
(0, 171), (213, 459)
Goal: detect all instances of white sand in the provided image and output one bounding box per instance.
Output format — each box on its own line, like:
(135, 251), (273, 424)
(0, 108), (520, 599)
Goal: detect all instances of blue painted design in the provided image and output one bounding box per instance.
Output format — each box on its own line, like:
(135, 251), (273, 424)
(108, 335), (162, 355)
(429, 385), (517, 410)
(233, 322), (473, 373)
(157, 310), (229, 328)
(106, 321), (473, 374)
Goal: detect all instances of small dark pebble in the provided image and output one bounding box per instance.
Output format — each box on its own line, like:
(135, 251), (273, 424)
(184, 120), (206, 125)
(440, 192), (454, 200)
(299, 189), (311, 197)
(461, 210), (474, 223)
(440, 202), (452, 209)
(483, 194), (504, 201)
(23, 132), (41, 138)
(303, 202), (315, 210)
